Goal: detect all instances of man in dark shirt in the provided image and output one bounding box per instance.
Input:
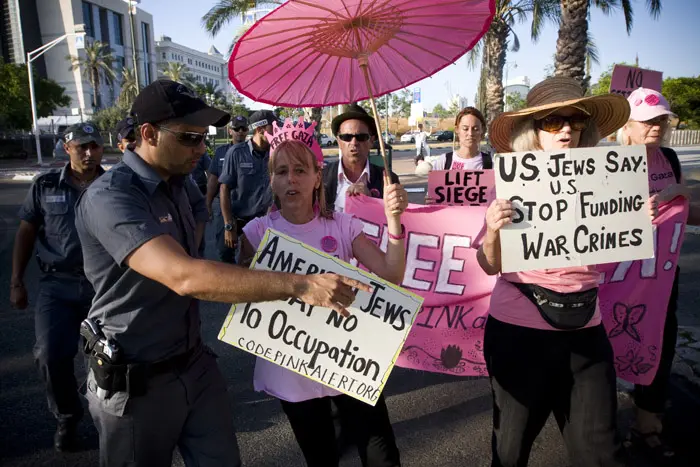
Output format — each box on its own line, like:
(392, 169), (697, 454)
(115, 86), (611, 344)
(10, 122), (105, 452)
(218, 110), (277, 259)
(206, 115), (248, 262)
(74, 80), (366, 466)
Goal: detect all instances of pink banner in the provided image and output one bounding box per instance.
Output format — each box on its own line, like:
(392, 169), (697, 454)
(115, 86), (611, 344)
(346, 196), (688, 383)
(427, 170), (495, 206)
(610, 65), (663, 98)
(346, 196), (495, 376)
(598, 199), (688, 385)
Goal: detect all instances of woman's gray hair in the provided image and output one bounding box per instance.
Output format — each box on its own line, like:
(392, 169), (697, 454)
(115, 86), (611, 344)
(511, 117), (601, 152)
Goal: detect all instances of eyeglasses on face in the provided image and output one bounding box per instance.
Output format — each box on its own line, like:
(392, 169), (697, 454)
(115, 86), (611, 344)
(637, 116), (669, 127)
(338, 133), (371, 143)
(233, 127), (248, 132)
(156, 126), (207, 147)
(536, 114), (590, 133)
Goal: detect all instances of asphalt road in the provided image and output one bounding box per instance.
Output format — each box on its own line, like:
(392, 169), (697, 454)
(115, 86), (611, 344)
(1, 146), (699, 466)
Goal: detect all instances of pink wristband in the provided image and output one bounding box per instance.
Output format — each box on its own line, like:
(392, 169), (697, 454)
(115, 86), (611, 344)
(388, 225), (406, 241)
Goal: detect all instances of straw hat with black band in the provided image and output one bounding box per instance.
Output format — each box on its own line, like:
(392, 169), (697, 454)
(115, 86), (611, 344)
(489, 77), (630, 153)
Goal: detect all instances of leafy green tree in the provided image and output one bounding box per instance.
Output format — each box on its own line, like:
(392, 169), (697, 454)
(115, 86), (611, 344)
(66, 40), (116, 109)
(663, 76), (700, 129)
(92, 104), (130, 136)
(432, 103), (450, 119)
(117, 67), (139, 109)
(505, 93), (527, 111)
(160, 62), (193, 85)
(0, 60), (71, 130)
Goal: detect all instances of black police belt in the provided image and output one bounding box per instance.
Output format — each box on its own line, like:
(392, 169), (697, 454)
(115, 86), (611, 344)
(37, 259), (84, 276)
(89, 345), (198, 397)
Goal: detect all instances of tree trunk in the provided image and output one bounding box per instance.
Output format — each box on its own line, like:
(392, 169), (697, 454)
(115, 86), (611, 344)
(484, 25), (508, 128)
(91, 68), (100, 110)
(476, 52), (488, 119)
(554, 0), (589, 89)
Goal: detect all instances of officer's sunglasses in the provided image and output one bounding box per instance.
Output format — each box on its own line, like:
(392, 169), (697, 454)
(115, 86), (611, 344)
(232, 126), (248, 132)
(156, 126), (207, 147)
(338, 133), (371, 143)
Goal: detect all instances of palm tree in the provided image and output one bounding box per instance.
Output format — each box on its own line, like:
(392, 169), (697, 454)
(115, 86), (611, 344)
(202, 1), (281, 55)
(67, 40), (116, 110)
(468, 0), (560, 126)
(117, 67), (139, 109)
(160, 62), (192, 85)
(554, 0), (661, 87)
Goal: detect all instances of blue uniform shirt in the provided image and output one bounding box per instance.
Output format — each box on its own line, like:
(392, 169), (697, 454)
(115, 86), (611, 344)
(218, 140), (272, 219)
(208, 144), (232, 200)
(190, 153), (211, 188)
(18, 163), (104, 271)
(75, 149), (203, 363)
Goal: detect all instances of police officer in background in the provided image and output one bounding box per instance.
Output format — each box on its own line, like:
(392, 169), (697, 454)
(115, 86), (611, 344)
(75, 80), (366, 466)
(219, 110), (276, 260)
(206, 115), (248, 262)
(114, 115), (209, 256)
(10, 122), (105, 452)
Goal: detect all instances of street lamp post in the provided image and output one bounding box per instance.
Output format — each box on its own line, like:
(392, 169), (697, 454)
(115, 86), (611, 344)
(124, 0), (140, 89)
(27, 24), (85, 165)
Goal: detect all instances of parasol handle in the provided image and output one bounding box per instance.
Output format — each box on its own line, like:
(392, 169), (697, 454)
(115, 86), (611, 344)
(359, 58), (401, 215)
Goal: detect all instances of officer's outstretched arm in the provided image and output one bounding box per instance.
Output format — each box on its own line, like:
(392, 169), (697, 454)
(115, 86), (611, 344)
(125, 234), (370, 317)
(11, 220), (37, 288)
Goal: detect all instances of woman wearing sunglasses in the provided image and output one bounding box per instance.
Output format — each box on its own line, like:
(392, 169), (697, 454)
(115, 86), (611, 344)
(477, 77), (644, 467)
(239, 118), (408, 467)
(616, 88), (700, 464)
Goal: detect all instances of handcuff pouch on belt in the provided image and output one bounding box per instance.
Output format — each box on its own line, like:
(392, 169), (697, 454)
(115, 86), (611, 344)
(511, 282), (598, 330)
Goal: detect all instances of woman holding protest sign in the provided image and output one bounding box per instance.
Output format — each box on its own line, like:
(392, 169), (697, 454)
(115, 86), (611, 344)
(239, 117), (408, 467)
(475, 77), (643, 467)
(617, 87), (700, 463)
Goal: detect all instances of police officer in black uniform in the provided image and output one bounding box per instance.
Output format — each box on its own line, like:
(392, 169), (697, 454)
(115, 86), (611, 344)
(74, 80), (367, 467)
(10, 122), (106, 452)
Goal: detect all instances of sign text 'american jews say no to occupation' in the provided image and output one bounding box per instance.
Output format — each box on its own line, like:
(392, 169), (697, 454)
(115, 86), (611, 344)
(494, 146), (654, 273)
(218, 230), (424, 406)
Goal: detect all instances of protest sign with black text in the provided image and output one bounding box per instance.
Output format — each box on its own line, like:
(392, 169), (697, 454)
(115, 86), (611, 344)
(494, 146), (654, 273)
(428, 170), (495, 206)
(218, 229), (424, 405)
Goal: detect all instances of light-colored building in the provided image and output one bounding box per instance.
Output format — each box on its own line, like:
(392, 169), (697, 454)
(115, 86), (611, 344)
(504, 76), (530, 110)
(155, 35), (230, 97)
(34, 0), (156, 123)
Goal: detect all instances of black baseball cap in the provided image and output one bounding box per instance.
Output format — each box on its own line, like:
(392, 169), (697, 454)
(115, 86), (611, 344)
(115, 116), (135, 141)
(230, 115), (249, 128)
(249, 110), (280, 130)
(131, 80), (231, 128)
(64, 122), (104, 145)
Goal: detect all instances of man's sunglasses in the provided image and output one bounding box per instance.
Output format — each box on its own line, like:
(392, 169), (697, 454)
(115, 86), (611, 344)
(338, 133), (371, 143)
(233, 126), (248, 132)
(156, 126), (207, 147)
(536, 115), (590, 133)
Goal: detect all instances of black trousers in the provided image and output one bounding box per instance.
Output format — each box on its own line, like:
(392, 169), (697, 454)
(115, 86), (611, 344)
(633, 268), (680, 414)
(280, 394), (401, 467)
(484, 316), (626, 467)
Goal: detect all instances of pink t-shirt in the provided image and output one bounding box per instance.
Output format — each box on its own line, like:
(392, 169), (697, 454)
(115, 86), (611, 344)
(648, 148), (678, 195)
(242, 211), (365, 402)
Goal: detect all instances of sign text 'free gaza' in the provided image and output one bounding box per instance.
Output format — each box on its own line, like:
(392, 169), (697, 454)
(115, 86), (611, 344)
(218, 229), (424, 406)
(494, 146), (654, 273)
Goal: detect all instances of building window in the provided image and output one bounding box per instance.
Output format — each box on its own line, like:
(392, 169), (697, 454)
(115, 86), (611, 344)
(82, 2), (94, 38)
(99, 7), (110, 44)
(112, 12), (124, 46)
(162, 52), (166, 59)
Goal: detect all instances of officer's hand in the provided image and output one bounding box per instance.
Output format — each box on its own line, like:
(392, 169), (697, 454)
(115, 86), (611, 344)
(295, 274), (372, 317)
(10, 283), (28, 310)
(225, 230), (238, 249)
(346, 182), (370, 198)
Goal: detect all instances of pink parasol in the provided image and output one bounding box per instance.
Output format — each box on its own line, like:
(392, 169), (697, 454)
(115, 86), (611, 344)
(229, 0), (495, 176)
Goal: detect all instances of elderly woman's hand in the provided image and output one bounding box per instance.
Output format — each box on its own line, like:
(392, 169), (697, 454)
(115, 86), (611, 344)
(486, 199), (514, 234)
(648, 195), (659, 220)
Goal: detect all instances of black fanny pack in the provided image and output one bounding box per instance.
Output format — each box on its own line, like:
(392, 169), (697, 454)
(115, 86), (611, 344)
(511, 282), (598, 330)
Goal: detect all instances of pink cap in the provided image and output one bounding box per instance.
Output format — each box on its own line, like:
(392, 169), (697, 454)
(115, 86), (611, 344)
(627, 87), (674, 122)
